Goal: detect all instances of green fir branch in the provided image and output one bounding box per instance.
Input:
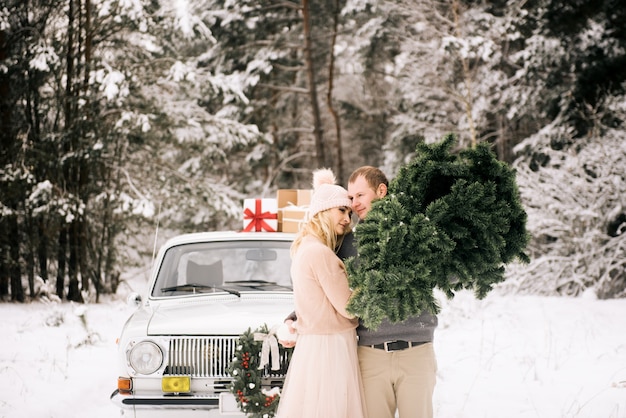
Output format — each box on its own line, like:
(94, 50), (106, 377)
(346, 134), (529, 329)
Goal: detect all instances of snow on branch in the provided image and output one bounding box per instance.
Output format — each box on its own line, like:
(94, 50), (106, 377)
(504, 129), (626, 298)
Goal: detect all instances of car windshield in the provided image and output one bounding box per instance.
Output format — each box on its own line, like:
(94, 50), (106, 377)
(151, 239), (293, 297)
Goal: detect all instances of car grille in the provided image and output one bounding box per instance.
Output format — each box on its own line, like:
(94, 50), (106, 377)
(165, 337), (290, 379)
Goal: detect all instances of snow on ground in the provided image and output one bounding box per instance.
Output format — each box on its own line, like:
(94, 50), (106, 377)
(433, 290), (626, 418)
(1, 279), (625, 418)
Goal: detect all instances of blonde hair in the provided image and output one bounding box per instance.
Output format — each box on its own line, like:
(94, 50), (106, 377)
(291, 209), (350, 257)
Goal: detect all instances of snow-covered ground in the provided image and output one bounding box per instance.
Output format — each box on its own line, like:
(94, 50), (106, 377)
(433, 290), (626, 418)
(1, 278), (625, 418)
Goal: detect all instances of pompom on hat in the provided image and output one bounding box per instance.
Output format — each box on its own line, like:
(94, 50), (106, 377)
(308, 168), (352, 218)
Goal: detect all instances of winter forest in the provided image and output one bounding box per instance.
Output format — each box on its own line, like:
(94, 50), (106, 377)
(0, 0), (625, 304)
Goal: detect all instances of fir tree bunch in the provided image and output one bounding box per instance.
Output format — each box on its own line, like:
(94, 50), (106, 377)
(346, 135), (529, 329)
(345, 195), (455, 327)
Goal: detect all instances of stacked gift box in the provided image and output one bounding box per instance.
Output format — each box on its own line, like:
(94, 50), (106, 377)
(242, 189), (312, 233)
(276, 189), (312, 233)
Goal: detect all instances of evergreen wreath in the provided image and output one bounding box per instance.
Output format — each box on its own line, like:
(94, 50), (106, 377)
(227, 324), (293, 418)
(346, 134), (530, 329)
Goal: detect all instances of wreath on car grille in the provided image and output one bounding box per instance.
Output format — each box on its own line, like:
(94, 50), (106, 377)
(227, 324), (293, 418)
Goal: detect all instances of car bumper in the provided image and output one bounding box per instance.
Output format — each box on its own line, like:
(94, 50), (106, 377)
(111, 390), (245, 417)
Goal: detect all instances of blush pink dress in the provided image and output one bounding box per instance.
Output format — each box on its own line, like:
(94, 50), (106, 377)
(276, 235), (367, 418)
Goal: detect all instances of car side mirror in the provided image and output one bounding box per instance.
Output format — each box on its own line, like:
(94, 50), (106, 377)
(127, 292), (142, 307)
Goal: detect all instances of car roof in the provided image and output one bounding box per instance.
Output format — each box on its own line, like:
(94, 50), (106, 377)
(162, 231), (297, 247)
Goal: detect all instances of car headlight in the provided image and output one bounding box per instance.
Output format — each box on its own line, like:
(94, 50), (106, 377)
(129, 341), (163, 375)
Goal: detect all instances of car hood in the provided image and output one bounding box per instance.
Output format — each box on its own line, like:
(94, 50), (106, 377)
(146, 293), (294, 336)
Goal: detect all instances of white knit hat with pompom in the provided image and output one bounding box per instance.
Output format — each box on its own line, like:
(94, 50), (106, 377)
(308, 168), (352, 218)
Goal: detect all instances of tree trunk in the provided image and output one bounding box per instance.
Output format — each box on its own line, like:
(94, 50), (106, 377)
(97, 192), (112, 299)
(301, 0), (326, 168)
(9, 215), (24, 302)
(80, 0), (94, 298)
(326, 0), (343, 181)
(26, 216), (36, 298)
(66, 220), (84, 302)
(38, 218), (48, 282)
(0, 239), (8, 298)
(79, 220), (89, 296)
(56, 227), (67, 299)
(58, 0), (75, 301)
(62, 0), (83, 303)
(452, 0), (477, 148)
(0, 24), (11, 300)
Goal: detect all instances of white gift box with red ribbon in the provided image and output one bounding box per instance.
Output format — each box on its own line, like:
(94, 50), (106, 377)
(242, 198), (278, 232)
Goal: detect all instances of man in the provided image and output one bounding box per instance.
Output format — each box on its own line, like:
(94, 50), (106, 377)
(342, 166), (437, 418)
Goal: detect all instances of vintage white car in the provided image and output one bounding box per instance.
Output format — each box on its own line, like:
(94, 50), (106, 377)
(110, 231), (296, 417)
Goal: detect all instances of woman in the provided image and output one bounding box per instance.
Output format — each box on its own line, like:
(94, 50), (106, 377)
(276, 169), (367, 418)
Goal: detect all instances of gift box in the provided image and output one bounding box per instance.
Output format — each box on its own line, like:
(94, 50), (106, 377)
(281, 207), (308, 233)
(276, 190), (297, 230)
(277, 189), (299, 209)
(276, 189), (312, 232)
(243, 198), (278, 232)
(297, 189), (312, 206)
(276, 189), (313, 208)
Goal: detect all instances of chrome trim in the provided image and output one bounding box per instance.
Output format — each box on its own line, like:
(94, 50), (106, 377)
(167, 337), (236, 377)
(165, 336), (290, 378)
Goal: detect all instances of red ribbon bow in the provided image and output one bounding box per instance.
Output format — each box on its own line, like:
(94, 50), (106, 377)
(243, 200), (277, 232)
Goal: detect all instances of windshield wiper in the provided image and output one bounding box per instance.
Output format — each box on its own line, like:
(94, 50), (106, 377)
(224, 280), (292, 290)
(161, 283), (240, 297)
(225, 280), (275, 285)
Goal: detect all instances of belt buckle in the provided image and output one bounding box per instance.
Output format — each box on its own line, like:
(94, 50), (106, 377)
(383, 340), (396, 352)
(383, 340), (411, 352)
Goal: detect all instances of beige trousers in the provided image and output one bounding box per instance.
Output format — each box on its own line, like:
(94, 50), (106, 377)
(357, 343), (437, 418)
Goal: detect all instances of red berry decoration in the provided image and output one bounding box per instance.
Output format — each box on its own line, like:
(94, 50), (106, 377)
(227, 325), (293, 418)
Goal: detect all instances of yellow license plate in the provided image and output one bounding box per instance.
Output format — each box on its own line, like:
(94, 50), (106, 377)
(162, 376), (191, 393)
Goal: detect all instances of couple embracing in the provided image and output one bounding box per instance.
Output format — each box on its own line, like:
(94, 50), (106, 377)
(276, 166), (438, 418)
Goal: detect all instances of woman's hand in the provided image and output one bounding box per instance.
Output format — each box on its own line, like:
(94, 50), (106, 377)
(278, 319), (298, 348)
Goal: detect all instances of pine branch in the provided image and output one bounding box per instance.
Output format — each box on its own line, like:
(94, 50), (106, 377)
(347, 135), (529, 329)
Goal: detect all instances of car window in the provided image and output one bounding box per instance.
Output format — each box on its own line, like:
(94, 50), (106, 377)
(152, 240), (293, 297)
